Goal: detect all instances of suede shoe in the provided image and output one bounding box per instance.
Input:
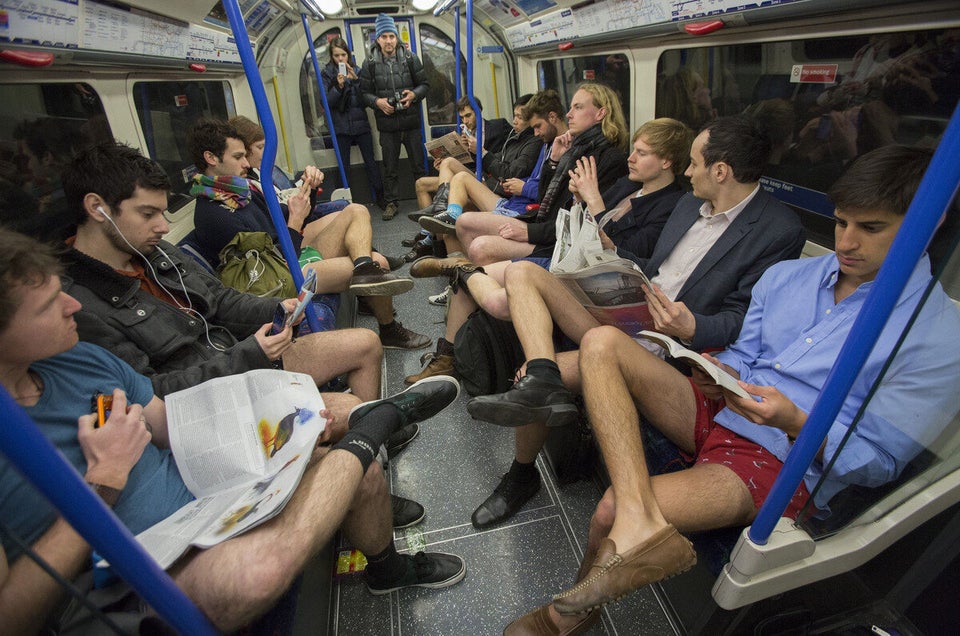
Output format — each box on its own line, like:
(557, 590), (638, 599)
(467, 374), (578, 428)
(409, 255), (474, 279)
(366, 551), (466, 595)
(552, 528), (697, 615)
(349, 261), (414, 297)
(471, 471), (541, 529)
(391, 494), (425, 529)
(405, 352), (456, 384)
(379, 321), (431, 350)
(382, 201), (399, 220)
(386, 422), (419, 458)
(419, 211), (457, 234)
(402, 239), (434, 263)
(503, 604), (599, 636)
(348, 375), (460, 430)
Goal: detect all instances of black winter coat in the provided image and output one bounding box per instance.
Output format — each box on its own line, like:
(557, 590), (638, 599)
(321, 61), (372, 137)
(481, 125), (542, 197)
(360, 45), (429, 132)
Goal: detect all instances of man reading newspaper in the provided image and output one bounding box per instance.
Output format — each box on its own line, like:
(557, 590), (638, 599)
(0, 230), (465, 633)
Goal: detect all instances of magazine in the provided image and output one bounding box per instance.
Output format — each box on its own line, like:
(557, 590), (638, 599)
(553, 258), (656, 336)
(126, 370), (326, 570)
(425, 131), (472, 163)
(635, 331), (750, 399)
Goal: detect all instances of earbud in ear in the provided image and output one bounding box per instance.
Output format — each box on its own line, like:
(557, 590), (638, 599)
(97, 206), (108, 217)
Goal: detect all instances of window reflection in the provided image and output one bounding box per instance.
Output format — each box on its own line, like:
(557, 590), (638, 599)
(537, 53), (632, 129)
(419, 24), (465, 126)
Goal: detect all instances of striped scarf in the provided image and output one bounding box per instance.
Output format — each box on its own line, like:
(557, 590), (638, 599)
(190, 174), (251, 210)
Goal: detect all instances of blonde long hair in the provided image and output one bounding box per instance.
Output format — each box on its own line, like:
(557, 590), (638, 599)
(577, 82), (629, 150)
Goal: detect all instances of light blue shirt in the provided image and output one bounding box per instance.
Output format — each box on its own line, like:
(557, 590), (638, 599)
(715, 254), (960, 511)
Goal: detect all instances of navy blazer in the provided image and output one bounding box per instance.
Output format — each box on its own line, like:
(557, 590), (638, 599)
(597, 179), (685, 264)
(639, 189), (805, 351)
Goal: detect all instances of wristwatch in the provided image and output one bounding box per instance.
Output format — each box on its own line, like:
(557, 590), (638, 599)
(87, 482), (122, 506)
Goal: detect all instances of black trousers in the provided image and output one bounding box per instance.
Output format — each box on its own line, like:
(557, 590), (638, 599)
(379, 127), (426, 203)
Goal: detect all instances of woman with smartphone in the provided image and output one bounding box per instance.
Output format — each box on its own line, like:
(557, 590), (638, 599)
(321, 37), (386, 211)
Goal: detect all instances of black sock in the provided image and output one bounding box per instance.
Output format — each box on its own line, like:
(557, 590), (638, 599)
(365, 542), (409, 582)
(332, 403), (400, 471)
(526, 358), (562, 385)
(437, 337), (454, 356)
(507, 459), (538, 483)
(353, 256), (374, 267)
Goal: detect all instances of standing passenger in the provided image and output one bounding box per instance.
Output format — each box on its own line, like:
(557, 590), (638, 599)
(360, 13), (430, 220)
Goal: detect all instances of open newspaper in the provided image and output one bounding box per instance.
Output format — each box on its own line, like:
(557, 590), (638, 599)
(635, 331), (750, 398)
(425, 131), (472, 163)
(129, 370), (326, 570)
(552, 256), (656, 336)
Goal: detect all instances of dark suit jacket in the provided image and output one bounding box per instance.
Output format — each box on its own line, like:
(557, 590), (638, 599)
(482, 118), (512, 156)
(598, 179), (685, 264)
(638, 189), (805, 351)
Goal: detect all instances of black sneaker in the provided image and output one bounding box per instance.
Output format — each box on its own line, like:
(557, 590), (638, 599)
(350, 261), (414, 297)
(419, 211), (457, 234)
(367, 551), (466, 595)
(466, 374), (578, 427)
(348, 375), (460, 430)
(386, 422), (420, 458)
(471, 471), (542, 529)
(379, 321), (431, 350)
(391, 494), (425, 529)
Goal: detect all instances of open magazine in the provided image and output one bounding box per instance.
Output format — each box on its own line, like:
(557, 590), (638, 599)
(127, 370), (326, 570)
(425, 131), (472, 163)
(635, 331), (750, 399)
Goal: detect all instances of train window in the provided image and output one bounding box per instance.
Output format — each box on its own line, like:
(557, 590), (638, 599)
(537, 54), (631, 128)
(418, 24), (467, 126)
(0, 82), (112, 242)
(132, 80), (235, 210)
(299, 27), (343, 150)
(656, 29), (960, 246)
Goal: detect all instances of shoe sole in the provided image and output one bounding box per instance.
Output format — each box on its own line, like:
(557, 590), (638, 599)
(418, 216), (455, 234)
(381, 337), (432, 351)
(428, 295), (448, 306)
(386, 423), (420, 458)
(366, 553), (467, 595)
(348, 375), (461, 427)
(392, 509), (425, 529)
(351, 277), (415, 297)
(466, 398), (579, 428)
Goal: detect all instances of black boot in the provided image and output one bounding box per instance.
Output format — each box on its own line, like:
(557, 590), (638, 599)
(408, 182), (450, 222)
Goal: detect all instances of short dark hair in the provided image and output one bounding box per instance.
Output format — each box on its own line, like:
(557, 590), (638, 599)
(699, 115), (771, 183)
(522, 89), (564, 122)
(0, 228), (62, 333)
(187, 119), (240, 173)
(514, 93), (534, 110)
(456, 96), (483, 113)
(62, 142), (171, 226)
(829, 145), (932, 217)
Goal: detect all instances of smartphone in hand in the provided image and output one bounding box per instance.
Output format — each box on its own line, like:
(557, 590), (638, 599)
(269, 303), (290, 336)
(339, 61), (348, 76)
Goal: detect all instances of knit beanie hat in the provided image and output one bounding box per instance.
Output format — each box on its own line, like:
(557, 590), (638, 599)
(375, 14), (398, 39)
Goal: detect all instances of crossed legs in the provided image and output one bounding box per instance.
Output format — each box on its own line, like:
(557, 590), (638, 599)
(456, 213), (535, 265)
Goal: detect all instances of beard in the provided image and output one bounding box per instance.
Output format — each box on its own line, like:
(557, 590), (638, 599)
(104, 220), (154, 259)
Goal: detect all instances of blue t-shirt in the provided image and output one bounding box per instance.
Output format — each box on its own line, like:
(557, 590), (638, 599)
(0, 342), (193, 561)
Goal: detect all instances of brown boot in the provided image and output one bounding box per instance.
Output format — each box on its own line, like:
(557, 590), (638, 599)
(405, 352), (456, 384)
(409, 256), (478, 279)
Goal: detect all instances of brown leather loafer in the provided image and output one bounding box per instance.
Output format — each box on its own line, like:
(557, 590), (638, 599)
(553, 526), (696, 615)
(503, 604), (598, 636)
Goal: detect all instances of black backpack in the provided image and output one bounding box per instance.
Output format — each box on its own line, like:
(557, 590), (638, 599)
(453, 310), (525, 397)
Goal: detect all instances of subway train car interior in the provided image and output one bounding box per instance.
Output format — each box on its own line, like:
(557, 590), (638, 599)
(1, 0), (959, 633)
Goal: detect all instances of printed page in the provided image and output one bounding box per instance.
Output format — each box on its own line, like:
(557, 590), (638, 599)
(131, 493), (240, 570)
(635, 331), (750, 399)
(554, 259), (655, 334)
(425, 132), (471, 162)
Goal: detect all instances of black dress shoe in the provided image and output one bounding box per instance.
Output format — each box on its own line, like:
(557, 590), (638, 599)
(466, 374), (578, 428)
(471, 471), (541, 529)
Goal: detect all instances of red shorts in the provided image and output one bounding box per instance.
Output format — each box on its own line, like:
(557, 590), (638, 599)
(683, 379), (811, 520)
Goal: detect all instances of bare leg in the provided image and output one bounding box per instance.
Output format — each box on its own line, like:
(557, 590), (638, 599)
(303, 203), (374, 262)
(415, 176), (439, 207)
(462, 259), (510, 320)
(456, 211), (534, 260)
(285, 328), (382, 402)
(302, 257), (354, 293)
(437, 157), (470, 182)
(444, 286), (479, 342)
(448, 170), (501, 210)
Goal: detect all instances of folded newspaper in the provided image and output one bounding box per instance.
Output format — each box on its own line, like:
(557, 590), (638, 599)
(128, 370), (326, 570)
(425, 131), (472, 163)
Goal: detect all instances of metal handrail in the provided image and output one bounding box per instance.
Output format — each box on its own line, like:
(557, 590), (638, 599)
(465, 0), (482, 179)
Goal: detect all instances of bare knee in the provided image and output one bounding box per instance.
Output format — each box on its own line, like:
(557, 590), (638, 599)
(467, 236), (502, 265)
(344, 203), (370, 221)
(415, 177), (433, 195)
(503, 259), (540, 289)
(482, 290), (511, 321)
(580, 325), (627, 360)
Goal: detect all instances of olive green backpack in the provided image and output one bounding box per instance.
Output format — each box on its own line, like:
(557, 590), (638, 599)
(217, 231), (297, 298)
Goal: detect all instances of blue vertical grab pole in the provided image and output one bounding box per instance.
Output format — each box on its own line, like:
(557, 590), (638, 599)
(465, 0), (482, 180)
(223, 0), (320, 332)
(0, 388), (218, 635)
(748, 104), (960, 545)
(455, 6), (462, 103)
(301, 13), (350, 190)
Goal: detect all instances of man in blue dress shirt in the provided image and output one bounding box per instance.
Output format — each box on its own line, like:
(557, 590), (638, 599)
(504, 145), (960, 635)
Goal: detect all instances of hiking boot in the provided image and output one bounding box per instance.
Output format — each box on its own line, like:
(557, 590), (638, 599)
(408, 183), (449, 222)
(366, 551), (466, 595)
(382, 201), (399, 220)
(466, 374), (578, 428)
(402, 239), (433, 263)
(379, 321), (431, 350)
(386, 422), (420, 458)
(419, 211), (457, 234)
(350, 261), (414, 297)
(428, 286), (450, 306)
(409, 256), (474, 279)
(348, 375), (460, 431)
(471, 470), (541, 529)
(405, 352), (456, 384)
(391, 494), (425, 528)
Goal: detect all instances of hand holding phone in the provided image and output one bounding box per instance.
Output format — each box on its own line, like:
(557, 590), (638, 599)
(269, 303), (290, 336)
(338, 61), (348, 76)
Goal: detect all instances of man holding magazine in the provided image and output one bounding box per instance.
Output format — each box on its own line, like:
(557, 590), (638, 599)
(502, 146), (960, 634)
(0, 229), (466, 633)
(464, 115), (804, 530)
